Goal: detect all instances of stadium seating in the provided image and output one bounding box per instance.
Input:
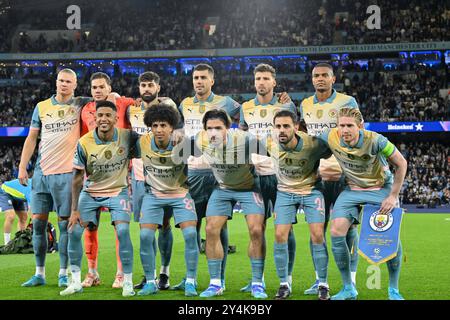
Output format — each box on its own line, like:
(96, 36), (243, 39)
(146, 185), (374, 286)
(0, 0), (447, 53)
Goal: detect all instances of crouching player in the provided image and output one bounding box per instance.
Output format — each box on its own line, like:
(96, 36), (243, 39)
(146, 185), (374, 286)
(61, 100), (138, 297)
(265, 110), (332, 300)
(197, 109), (267, 299)
(134, 103), (199, 297)
(320, 107), (407, 300)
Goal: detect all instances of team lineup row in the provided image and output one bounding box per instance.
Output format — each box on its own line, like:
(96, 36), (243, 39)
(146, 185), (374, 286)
(14, 63), (407, 300)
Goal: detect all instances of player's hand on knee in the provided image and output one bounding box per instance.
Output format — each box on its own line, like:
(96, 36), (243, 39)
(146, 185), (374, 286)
(68, 210), (81, 231)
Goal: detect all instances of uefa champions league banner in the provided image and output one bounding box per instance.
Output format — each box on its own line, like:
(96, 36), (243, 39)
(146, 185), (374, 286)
(358, 205), (404, 265)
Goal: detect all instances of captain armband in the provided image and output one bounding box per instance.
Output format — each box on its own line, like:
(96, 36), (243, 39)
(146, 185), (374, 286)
(381, 141), (395, 158)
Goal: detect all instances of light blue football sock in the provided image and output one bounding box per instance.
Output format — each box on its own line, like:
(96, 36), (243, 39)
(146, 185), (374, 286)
(140, 228), (156, 281)
(116, 223), (133, 274)
(250, 258), (265, 283)
(67, 223), (84, 270)
(309, 238), (319, 279)
(312, 242), (329, 284)
(346, 227), (359, 273)
(387, 242), (403, 290)
(274, 242), (288, 283)
(32, 219), (48, 268)
(58, 220), (69, 269)
(182, 226), (199, 279)
(158, 226), (173, 268)
(207, 259), (222, 281)
(331, 236), (352, 286)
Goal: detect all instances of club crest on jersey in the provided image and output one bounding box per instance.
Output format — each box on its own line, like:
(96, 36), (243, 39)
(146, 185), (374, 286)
(117, 147), (125, 156)
(260, 109), (267, 118)
(58, 110), (65, 118)
(316, 110), (323, 119)
(299, 159), (308, 167)
(160, 157), (167, 164)
(199, 105), (206, 114)
(361, 154), (371, 161)
(105, 150), (112, 160)
(329, 109), (337, 118)
(369, 210), (394, 232)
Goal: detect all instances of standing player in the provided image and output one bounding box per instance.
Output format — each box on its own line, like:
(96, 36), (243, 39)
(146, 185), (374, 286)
(19, 69), (91, 288)
(80, 72), (135, 289)
(319, 107), (407, 300)
(129, 71), (179, 290)
(60, 100), (137, 297)
(0, 167), (33, 244)
(173, 63), (241, 291)
(300, 63), (360, 295)
(197, 109), (267, 299)
(240, 63), (297, 292)
(264, 110), (331, 300)
(134, 104), (199, 297)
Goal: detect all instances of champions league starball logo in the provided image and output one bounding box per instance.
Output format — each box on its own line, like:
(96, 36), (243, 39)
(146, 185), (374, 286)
(369, 210), (394, 232)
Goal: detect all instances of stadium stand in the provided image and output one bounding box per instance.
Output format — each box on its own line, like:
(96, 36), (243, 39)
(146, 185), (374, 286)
(0, 0), (448, 208)
(0, 0), (447, 53)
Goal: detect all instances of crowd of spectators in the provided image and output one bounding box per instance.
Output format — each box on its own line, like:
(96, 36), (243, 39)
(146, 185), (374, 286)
(0, 81), (53, 126)
(400, 142), (450, 207)
(0, 60), (449, 126)
(0, 0), (448, 53)
(347, 65), (450, 122)
(0, 144), (37, 183)
(333, 0), (449, 45)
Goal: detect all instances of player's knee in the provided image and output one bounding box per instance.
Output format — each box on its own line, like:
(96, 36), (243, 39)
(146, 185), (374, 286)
(249, 224), (264, 240)
(205, 223), (220, 238)
(69, 223), (84, 239)
(115, 223), (130, 240)
(140, 228), (155, 244)
(275, 229), (288, 243)
(32, 218), (47, 235)
(330, 224), (344, 237)
(182, 226), (197, 242)
(310, 232), (324, 244)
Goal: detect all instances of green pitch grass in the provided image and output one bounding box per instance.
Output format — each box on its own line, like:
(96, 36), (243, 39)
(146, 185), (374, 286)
(0, 212), (449, 300)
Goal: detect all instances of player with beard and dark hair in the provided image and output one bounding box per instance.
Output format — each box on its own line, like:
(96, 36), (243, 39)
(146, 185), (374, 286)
(239, 63), (297, 293)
